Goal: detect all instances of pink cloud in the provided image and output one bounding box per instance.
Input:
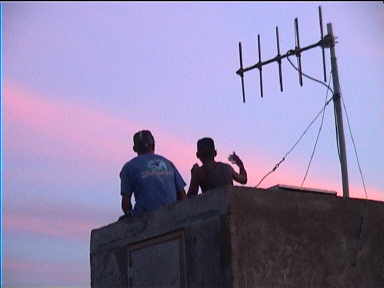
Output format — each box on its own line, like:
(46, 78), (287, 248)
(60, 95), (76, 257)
(4, 81), (268, 189)
(3, 196), (117, 241)
(5, 80), (383, 205)
(5, 260), (88, 286)
(5, 212), (98, 241)
(4, 81), (198, 173)
(5, 83), (134, 164)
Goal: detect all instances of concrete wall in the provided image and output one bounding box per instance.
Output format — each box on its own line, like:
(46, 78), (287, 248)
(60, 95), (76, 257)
(90, 187), (233, 288)
(90, 186), (384, 288)
(229, 187), (384, 288)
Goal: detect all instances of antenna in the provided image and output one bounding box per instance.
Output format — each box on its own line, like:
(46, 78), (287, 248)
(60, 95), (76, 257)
(275, 26), (283, 92)
(235, 6), (350, 198)
(257, 34), (263, 97)
(319, 6), (327, 82)
(238, 42), (246, 103)
(236, 8), (329, 99)
(294, 18), (303, 86)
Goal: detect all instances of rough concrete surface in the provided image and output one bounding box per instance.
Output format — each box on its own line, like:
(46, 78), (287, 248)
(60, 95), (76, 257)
(90, 186), (384, 288)
(229, 187), (384, 288)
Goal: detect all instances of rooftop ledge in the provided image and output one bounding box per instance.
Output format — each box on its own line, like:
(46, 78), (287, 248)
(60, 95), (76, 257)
(90, 186), (384, 288)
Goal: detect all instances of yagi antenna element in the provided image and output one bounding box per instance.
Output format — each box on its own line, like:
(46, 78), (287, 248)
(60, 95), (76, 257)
(238, 42), (246, 103)
(236, 6), (329, 100)
(257, 34), (263, 98)
(275, 26), (283, 92)
(294, 17), (303, 87)
(319, 6), (327, 82)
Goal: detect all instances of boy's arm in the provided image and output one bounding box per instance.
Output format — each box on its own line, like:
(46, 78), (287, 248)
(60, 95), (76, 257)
(120, 167), (133, 215)
(187, 164), (200, 198)
(121, 195), (132, 215)
(231, 154), (248, 184)
(177, 188), (187, 201)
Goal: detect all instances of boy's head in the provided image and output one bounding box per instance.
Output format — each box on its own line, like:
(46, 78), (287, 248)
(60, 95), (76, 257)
(133, 130), (155, 154)
(196, 137), (217, 161)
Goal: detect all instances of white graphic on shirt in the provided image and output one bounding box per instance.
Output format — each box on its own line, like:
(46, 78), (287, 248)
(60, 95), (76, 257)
(141, 159), (171, 178)
(147, 160), (168, 171)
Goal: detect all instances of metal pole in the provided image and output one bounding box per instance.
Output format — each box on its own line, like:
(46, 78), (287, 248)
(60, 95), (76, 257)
(327, 23), (350, 198)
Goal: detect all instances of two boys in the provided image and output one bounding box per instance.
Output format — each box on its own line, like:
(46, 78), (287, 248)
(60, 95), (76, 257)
(120, 130), (247, 217)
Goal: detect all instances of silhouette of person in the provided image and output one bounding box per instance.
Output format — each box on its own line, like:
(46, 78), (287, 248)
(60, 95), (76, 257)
(187, 137), (247, 197)
(119, 130), (186, 220)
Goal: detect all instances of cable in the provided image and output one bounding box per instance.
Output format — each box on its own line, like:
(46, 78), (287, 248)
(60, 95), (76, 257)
(286, 56), (343, 183)
(287, 54), (341, 164)
(287, 55), (341, 162)
(334, 102), (341, 161)
(286, 55), (333, 94)
(301, 73), (332, 187)
(255, 158), (285, 188)
(341, 97), (368, 200)
(255, 96), (333, 188)
(256, 56), (334, 188)
(287, 55), (367, 200)
(340, 97), (369, 266)
(287, 54), (340, 160)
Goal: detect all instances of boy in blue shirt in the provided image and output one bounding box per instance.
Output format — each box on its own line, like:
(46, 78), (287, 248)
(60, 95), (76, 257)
(120, 130), (186, 218)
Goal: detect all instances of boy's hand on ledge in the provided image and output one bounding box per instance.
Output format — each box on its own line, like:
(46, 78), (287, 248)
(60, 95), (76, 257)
(118, 211), (133, 221)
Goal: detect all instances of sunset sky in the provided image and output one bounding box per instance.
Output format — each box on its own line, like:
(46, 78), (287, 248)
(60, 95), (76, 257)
(2, 2), (383, 287)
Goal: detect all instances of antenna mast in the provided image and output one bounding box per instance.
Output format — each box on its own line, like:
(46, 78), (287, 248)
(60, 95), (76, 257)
(327, 23), (349, 198)
(236, 6), (350, 198)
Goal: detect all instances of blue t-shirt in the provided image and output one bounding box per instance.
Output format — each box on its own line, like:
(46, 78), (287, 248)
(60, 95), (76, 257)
(120, 153), (186, 215)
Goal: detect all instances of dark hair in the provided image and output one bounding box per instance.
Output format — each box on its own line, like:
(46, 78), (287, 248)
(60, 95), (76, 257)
(133, 130), (155, 153)
(197, 137), (216, 159)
